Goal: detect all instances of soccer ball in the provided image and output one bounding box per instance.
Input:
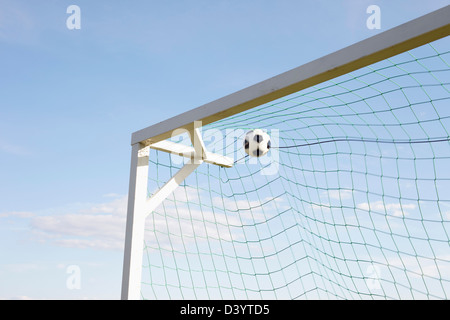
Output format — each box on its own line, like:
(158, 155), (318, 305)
(243, 129), (271, 157)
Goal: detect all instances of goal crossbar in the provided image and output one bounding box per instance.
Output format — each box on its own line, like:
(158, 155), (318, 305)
(131, 5), (450, 147)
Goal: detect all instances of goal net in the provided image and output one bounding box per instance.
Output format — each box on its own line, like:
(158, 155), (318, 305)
(140, 35), (450, 300)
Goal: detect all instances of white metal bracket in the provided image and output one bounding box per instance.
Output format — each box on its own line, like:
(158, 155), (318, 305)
(144, 127), (233, 216)
(121, 125), (233, 300)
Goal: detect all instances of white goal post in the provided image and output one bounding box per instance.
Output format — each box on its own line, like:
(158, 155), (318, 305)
(121, 6), (450, 300)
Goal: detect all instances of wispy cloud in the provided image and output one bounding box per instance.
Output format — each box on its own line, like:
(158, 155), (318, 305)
(8, 295), (34, 300)
(28, 194), (128, 250)
(386, 254), (450, 280)
(323, 189), (353, 201)
(357, 200), (416, 217)
(2, 188), (287, 252)
(145, 187), (241, 251)
(144, 186), (289, 253)
(0, 0), (37, 44)
(0, 139), (30, 156)
(0, 211), (34, 218)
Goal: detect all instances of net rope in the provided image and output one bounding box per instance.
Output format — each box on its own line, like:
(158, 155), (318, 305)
(141, 37), (450, 299)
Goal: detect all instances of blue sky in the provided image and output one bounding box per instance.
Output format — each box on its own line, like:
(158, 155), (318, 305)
(0, 0), (449, 300)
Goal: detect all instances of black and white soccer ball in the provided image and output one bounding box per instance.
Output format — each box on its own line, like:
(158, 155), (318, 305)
(244, 129), (271, 157)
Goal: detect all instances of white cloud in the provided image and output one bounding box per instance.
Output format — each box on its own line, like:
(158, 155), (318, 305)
(1, 263), (40, 273)
(0, 0), (37, 44)
(10, 187), (290, 253)
(326, 189), (353, 200)
(102, 193), (124, 198)
(386, 254), (450, 280)
(9, 295), (33, 300)
(0, 139), (30, 156)
(212, 195), (286, 223)
(25, 187), (259, 252)
(357, 200), (416, 217)
(145, 187), (240, 251)
(443, 211), (450, 221)
(144, 187), (289, 253)
(30, 195), (128, 251)
(0, 211), (34, 218)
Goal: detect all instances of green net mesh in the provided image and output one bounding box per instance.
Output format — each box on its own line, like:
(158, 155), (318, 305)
(142, 37), (450, 299)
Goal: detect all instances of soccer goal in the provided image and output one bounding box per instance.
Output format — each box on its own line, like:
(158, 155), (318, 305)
(122, 6), (450, 300)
